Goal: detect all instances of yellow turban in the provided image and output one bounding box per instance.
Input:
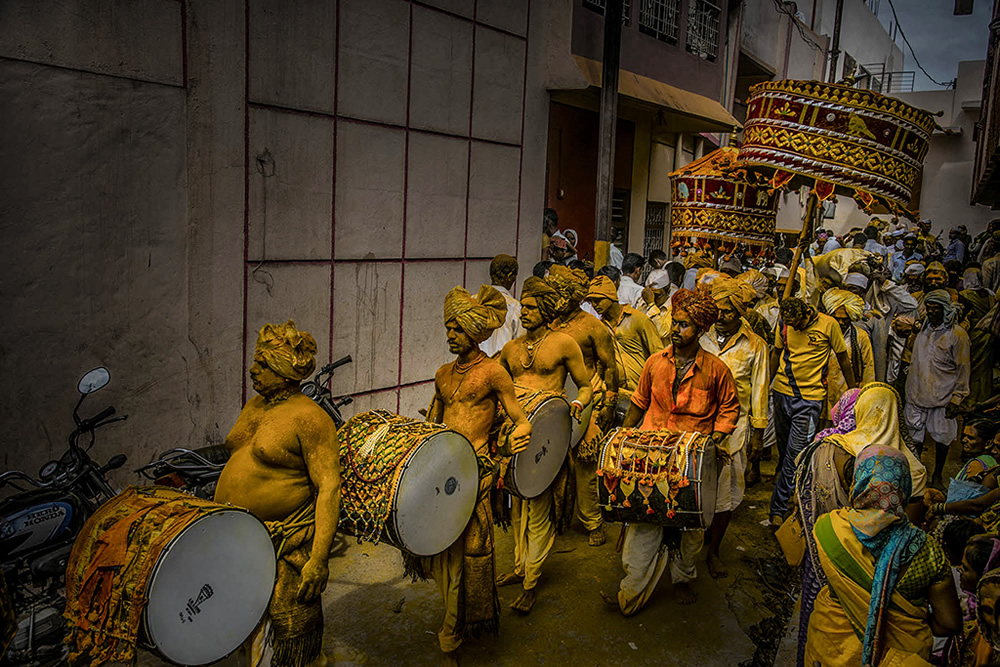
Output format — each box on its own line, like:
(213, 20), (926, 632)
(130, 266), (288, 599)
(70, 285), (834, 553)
(443, 285), (507, 343)
(255, 320), (318, 381)
(521, 276), (565, 323)
(685, 251), (713, 270)
(822, 288), (865, 321)
(547, 265), (589, 303)
(586, 275), (618, 302)
(924, 260), (948, 279)
(738, 269), (769, 300)
(711, 278), (757, 316)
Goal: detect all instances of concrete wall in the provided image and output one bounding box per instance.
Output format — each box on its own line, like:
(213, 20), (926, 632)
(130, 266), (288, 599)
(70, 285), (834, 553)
(0, 0), (549, 485)
(896, 61), (995, 240)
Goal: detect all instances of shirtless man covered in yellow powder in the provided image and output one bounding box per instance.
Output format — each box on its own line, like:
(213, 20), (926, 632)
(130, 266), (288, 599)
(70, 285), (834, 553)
(423, 285), (532, 667)
(496, 276), (593, 614)
(215, 321), (340, 667)
(547, 265), (619, 546)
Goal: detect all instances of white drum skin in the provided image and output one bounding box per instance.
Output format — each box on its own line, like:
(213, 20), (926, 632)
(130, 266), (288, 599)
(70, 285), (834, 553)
(563, 377), (593, 448)
(508, 397), (572, 499)
(143, 510), (276, 666)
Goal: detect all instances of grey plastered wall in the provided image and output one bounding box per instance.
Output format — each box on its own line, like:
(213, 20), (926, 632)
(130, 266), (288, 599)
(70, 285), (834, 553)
(0, 0), (546, 483)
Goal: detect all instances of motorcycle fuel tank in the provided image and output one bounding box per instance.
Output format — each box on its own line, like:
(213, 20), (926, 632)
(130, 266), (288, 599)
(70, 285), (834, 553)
(0, 491), (81, 560)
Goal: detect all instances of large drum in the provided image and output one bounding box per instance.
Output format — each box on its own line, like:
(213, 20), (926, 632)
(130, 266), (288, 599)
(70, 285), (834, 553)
(503, 389), (572, 499)
(563, 376), (593, 448)
(338, 410), (479, 556)
(597, 428), (716, 529)
(65, 486), (276, 666)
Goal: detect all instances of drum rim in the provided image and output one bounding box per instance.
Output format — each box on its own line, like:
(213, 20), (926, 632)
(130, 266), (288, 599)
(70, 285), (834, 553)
(387, 429), (479, 556)
(142, 507), (276, 666)
(509, 395), (572, 499)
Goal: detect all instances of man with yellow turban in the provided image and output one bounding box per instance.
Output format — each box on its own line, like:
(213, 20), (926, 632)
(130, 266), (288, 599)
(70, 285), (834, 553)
(699, 278), (769, 578)
(548, 265), (620, 546)
(586, 275), (663, 396)
(422, 285), (532, 666)
(496, 276), (593, 614)
(215, 321), (339, 667)
(606, 288), (740, 612)
(822, 288), (875, 421)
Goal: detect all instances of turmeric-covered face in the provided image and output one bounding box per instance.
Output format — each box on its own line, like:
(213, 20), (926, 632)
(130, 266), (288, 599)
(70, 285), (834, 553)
(250, 355), (291, 398)
(520, 296), (545, 330)
(445, 320), (476, 356)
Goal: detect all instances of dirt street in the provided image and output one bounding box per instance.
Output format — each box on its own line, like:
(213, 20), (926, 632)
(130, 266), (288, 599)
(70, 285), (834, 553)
(137, 461), (799, 667)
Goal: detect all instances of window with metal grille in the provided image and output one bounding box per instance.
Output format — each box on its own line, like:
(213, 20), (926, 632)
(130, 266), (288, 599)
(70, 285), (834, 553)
(640, 203), (668, 282)
(638, 0), (680, 43)
(582, 0), (632, 24)
(610, 189), (631, 250)
(685, 0), (720, 61)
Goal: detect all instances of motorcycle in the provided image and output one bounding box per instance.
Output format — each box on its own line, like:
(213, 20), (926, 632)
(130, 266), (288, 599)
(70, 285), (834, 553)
(134, 355), (354, 499)
(0, 367), (127, 666)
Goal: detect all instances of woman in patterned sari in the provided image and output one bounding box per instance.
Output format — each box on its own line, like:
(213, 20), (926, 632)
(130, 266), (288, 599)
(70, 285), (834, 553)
(793, 387), (862, 667)
(805, 446), (961, 666)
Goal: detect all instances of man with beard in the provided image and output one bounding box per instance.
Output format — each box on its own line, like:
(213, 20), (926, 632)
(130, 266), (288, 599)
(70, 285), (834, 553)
(700, 279), (768, 578)
(496, 277), (592, 614)
(547, 265), (619, 546)
(605, 289), (740, 611)
(423, 286), (532, 666)
(215, 321), (339, 667)
(905, 290), (971, 487)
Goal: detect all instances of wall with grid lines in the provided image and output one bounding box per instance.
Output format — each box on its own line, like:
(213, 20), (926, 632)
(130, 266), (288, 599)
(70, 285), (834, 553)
(0, 0), (548, 483)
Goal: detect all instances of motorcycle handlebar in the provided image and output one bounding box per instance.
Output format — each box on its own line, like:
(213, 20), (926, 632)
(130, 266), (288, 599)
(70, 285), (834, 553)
(87, 406), (116, 425)
(319, 355), (352, 375)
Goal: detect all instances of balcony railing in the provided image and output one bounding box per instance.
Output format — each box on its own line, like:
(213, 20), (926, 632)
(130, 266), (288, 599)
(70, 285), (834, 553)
(857, 64), (916, 94)
(686, 0), (721, 61)
(638, 0), (680, 44)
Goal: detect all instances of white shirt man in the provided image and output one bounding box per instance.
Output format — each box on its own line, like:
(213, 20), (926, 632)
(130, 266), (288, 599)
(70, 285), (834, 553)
(617, 275), (645, 310)
(479, 285), (524, 357)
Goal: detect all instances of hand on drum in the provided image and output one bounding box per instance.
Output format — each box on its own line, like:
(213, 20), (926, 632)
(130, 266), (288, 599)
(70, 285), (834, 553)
(297, 557), (330, 602)
(569, 400), (586, 423)
(510, 421), (532, 454)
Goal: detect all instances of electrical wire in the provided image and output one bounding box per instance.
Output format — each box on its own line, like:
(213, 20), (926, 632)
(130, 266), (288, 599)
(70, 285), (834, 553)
(769, 0), (825, 53)
(883, 0), (955, 88)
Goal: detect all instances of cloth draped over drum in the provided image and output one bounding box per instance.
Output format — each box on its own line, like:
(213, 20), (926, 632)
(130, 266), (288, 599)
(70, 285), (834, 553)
(667, 144), (779, 252)
(443, 285), (507, 343)
(64, 487), (250, 665)
(736, 79), (935, 215)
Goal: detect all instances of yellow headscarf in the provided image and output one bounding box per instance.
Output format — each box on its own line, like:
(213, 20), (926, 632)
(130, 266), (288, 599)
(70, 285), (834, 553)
(586, 275), (618, 302)
(824, 383), (926, 496)
(822, 287), (865, 321)
(255, 320), (318, 381)
(737, 269), (769, 300)
(711, 278), (756, 316)
(443, 285), (507, 343)
(547, 265), (589, 304)
(521, 276), (565, 323)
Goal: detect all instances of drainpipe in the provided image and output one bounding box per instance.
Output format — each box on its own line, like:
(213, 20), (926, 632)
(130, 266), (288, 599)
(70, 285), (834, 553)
(828, 0), (845, 82)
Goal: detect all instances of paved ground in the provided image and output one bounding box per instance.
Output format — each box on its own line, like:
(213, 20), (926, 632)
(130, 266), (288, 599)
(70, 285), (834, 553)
(138, 461), (801, 667)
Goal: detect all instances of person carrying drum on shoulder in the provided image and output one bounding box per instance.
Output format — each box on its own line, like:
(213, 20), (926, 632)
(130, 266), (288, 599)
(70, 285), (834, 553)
(547, 265), (620, 547)
(496, 276), (593, 614)
(214, 320), (340, 667)
(421, 285), (532, 667)
(603, 288), (740, 612)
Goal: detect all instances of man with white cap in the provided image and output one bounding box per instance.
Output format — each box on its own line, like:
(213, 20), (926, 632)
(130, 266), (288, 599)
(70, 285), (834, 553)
(842, 272), (869, 297)
(641, 266), (680, 341)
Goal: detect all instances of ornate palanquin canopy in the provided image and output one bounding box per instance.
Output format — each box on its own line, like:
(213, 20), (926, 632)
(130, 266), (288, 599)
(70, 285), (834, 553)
(737, 79), (936, 214)
(668, 144), (779, 251)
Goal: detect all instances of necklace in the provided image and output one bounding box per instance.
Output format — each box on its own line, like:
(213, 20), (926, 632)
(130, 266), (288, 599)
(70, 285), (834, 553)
(521, 330), (550, 369)
(555, 309), (583, 330)
(448, 353), (485, 401)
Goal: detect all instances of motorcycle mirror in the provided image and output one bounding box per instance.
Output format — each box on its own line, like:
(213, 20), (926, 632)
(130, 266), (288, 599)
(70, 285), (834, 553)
(78, 367), (111, 394)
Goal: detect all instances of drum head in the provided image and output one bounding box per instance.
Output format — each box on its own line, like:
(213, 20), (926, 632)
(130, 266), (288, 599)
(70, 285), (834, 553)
(563, 377), (593, 448)
(145, 510), (276, 666)
(393, 432), (478, 556)
(513, 397), (572, 498)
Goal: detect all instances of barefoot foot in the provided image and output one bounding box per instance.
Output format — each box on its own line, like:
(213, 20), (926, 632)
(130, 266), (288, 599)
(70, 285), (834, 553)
(599, 590), (620, 610)
(589, 528), (606, 546)
(707, 552), (728, 579)
(769, 514), (783, 529)
(674, 582), (697, 605)
(510, 588), (537, 614)
(496, 572), (524, 587)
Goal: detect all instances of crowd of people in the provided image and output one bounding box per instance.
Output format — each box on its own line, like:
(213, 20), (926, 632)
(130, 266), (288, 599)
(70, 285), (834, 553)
(521, 209), (1000, 666)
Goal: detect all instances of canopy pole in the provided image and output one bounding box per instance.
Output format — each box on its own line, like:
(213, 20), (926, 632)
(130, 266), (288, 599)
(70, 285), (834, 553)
(782, 192), (820, 300)
(594, 0), (622, 269)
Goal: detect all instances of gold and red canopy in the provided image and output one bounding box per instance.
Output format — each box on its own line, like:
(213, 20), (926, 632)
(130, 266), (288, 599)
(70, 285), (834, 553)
(668, 144), (779, 251)
(737, 79), (935, 215)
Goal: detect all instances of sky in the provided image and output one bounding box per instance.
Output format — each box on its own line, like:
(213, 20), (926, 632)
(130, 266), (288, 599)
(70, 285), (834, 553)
(875, 0), (992, 91)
